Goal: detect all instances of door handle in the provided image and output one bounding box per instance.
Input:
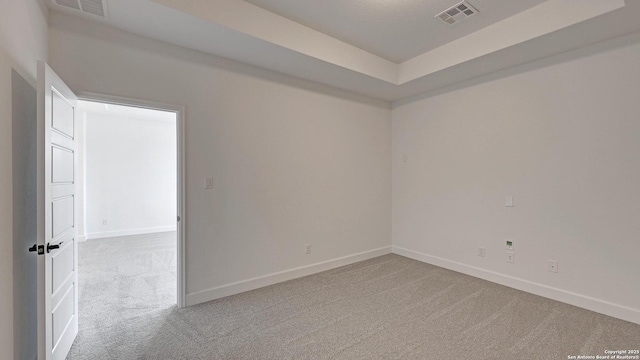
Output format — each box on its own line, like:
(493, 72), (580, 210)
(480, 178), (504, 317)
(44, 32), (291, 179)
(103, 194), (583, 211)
(29, 244), (45, 255)
(47, 242), (63, 253)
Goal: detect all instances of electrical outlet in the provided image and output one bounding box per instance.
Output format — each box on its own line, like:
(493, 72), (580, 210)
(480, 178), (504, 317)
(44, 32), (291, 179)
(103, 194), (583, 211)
(548, 260), (558, 273)
(506, 252), (514, 263)
(478, 247), (485, 257)
(102, 219), (108, 226)
(305, 244), (312, 255)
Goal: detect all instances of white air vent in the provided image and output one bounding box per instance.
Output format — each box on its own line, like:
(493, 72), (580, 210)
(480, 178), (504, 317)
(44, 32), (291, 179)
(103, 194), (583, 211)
(52, 0), (108, 18)
(436, 1), (478, 25)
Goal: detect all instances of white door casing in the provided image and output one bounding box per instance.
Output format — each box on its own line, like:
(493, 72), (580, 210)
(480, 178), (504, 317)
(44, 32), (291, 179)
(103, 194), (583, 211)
(77, 91), (187, 308)
(37, 61), (79, 360)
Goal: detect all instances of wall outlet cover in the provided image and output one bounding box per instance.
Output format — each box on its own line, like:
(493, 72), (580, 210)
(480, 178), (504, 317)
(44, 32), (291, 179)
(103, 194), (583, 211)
(506, 252), (514, 263)
(478, 247), (485, 257)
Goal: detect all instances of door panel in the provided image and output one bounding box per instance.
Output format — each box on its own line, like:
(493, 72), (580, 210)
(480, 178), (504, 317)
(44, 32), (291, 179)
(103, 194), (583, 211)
(52, 146), (74, 184)
(51, 243), (74, 293)
(52, 284), (74, 349)
(38, 61), (78, 360)
(52, 196), (74, 238)
(52, 90), (74, 138)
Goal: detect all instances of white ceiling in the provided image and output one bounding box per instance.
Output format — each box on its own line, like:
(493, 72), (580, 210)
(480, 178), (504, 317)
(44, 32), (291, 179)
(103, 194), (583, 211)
(48, 0), (640, 102)
(244, 0), (546, 63)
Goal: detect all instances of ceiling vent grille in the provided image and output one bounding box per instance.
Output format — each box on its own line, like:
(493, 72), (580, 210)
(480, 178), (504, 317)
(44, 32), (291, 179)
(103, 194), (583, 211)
(436, 1), (478, 25)
(52, 0), (108, 18)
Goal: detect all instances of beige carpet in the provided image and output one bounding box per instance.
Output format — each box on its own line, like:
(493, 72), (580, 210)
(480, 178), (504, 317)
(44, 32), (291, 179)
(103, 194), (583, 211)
(68, 236), (640, 359)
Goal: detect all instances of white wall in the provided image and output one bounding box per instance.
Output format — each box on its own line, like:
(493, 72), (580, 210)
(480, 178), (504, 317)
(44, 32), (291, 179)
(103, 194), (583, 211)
(83, 108), (177, 239)
(0, 1), (48, 359)
(49, 13), (392, 304)
(392, 32), (640, 324)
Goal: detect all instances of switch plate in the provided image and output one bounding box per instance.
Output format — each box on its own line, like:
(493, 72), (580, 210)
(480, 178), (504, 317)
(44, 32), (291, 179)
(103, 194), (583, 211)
(506, 195), (514, 207)
(204, 177), (214, 189)
(548, 260), (558, 273)
(506, 252), (514, 263)
(305, 244), (312, 255)
(478, 247), (485, 257)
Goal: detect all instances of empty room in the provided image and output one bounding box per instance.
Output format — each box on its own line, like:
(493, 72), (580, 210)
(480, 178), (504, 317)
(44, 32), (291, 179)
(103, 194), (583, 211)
(2, 0), (640, 359)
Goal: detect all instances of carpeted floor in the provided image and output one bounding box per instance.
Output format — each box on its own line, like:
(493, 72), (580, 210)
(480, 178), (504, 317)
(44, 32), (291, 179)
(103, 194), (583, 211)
(67, 231), (177, 360)
(68, 234), (640, 359)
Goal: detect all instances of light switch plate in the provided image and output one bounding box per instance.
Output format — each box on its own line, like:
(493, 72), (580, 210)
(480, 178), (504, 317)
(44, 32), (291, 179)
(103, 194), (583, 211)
(205, 177), (214, 189)
(506, 195), (514, 207)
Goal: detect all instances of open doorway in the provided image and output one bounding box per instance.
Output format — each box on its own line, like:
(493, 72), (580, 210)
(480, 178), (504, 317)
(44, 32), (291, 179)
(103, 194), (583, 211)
(68, 96), (184, 357)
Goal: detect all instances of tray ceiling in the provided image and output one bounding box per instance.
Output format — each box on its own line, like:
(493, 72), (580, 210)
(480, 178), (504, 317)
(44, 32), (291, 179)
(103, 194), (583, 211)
(48, 0), (638, 102)
(244, 0), (546, 63)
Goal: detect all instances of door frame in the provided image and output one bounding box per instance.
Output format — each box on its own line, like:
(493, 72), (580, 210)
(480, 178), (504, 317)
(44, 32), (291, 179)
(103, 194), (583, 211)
(76, 92), (187, 308)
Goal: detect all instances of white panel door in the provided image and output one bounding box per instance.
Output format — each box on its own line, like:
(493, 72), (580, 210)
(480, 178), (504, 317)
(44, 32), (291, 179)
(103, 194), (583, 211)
(37, 62), (78, 360)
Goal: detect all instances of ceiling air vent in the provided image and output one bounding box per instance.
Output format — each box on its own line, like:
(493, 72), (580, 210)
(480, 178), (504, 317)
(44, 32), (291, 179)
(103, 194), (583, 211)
(52, 0), (108, 18)
(436, 1), (478, 25)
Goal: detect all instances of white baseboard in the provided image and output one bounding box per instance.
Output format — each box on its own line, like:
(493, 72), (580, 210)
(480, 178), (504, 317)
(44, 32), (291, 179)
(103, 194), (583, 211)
(186, 246), (392, 306)
(85, 225), (177, 240)
(392, 246), (640, 325)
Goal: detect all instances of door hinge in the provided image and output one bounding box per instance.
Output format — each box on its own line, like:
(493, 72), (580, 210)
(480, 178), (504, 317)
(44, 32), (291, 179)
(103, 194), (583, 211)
(28, 244), (45, 255)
